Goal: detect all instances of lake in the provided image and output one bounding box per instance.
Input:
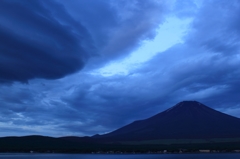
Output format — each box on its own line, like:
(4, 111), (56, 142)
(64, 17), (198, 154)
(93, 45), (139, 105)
(0, 153), (240, 159)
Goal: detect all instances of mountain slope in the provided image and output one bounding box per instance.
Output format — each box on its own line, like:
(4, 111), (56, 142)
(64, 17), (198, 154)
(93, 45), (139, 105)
(96, 101), (240, 141)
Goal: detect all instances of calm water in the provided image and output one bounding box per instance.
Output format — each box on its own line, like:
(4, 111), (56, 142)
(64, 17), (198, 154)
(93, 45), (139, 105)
(0, 153), (240, 159)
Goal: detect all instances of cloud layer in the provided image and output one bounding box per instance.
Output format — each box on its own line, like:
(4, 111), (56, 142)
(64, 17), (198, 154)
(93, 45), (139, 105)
(0, 0), (94, 83)
(0, 0), (240, 137)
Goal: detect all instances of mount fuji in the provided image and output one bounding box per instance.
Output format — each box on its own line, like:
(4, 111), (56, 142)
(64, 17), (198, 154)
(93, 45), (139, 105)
(95, 101), (240, 141)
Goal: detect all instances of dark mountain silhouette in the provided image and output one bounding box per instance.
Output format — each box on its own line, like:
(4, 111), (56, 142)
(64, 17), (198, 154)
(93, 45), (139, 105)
(95, 101), (240, 141)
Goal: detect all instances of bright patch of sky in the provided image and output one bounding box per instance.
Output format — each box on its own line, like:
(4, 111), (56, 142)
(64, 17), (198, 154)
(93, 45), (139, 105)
(93, 17), (193, 76)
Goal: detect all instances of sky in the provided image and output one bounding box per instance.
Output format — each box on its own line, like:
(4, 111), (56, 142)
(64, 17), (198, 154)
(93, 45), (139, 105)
(0, 0), (240, 137)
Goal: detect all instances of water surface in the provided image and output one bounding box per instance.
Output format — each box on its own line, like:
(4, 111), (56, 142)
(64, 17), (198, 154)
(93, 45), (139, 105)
(0, 153), (240, 159)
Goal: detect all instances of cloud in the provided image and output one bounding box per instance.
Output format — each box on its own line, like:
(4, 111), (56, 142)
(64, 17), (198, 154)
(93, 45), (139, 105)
(186, 0), (240, 55)
(62, 0), (168, 69)
(0, 0), (94, 83)
(137, 0), (240, 109)
(0, 0), (169, 83)
(172, 0), (198, 18)
(0, 0), (240, 137)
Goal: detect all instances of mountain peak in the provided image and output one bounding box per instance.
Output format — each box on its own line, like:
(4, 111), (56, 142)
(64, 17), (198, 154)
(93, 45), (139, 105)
(180, 100), (200, 104)
(163, 101), (204, 113)
(176, 101), (203, 107)
(99, 101), (240, 141)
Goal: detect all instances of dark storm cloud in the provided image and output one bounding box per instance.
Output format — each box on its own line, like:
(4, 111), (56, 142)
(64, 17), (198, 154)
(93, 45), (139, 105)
(0, 0), (94, 83)
(62, 0), (168, 69)
(0, 0), (167, 83)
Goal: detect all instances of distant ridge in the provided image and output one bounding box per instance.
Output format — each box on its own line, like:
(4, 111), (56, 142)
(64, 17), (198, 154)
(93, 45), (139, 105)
(95, 101), (240, 141)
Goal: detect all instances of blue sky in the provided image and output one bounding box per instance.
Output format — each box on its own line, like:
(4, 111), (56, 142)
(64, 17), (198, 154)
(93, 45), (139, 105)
(0, 0), (240, 137)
